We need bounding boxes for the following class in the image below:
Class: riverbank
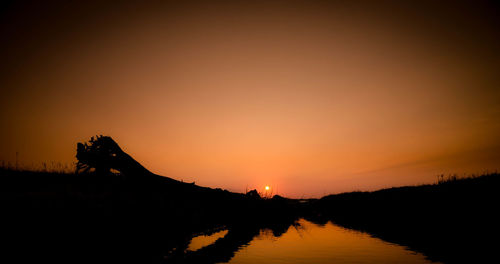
[313,173,499,263]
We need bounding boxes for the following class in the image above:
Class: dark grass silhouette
[1,135,498,263]
[312,173,500,263]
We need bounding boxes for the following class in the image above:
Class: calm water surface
[190,219,438,264]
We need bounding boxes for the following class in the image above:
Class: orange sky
[1,1,499,197]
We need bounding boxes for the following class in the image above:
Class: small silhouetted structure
[245,189,261,199]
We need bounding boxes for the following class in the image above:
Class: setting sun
[265,186,270,191]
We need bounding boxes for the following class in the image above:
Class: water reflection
[188,230,229,252]
[228,219,437,264]
[176,219,438,264]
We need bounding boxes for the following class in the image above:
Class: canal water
[188,219,437,264]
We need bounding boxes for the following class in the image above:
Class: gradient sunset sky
[1,0,499,197]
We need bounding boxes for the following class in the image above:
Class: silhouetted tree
[76,135,152,176]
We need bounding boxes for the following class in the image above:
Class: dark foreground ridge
[1,136,306,264]
[1,136,498,264]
